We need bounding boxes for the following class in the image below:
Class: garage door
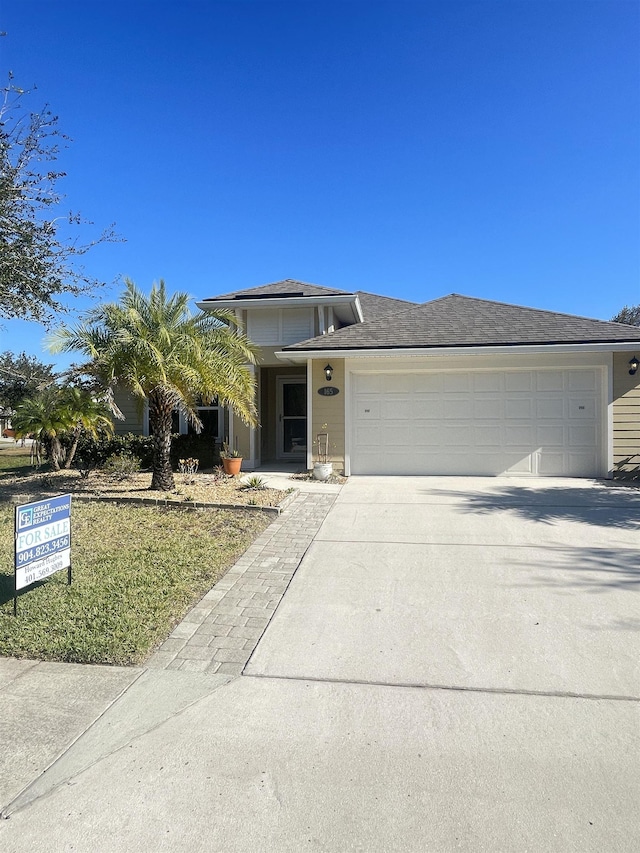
[351,369,603,476]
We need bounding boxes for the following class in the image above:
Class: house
[117,279,640,478]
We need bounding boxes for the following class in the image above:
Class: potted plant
[220,441,243,476]
[313,426,332,481]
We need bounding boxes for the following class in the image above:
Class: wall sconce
[324,364,333,382]
[629,356,639,376]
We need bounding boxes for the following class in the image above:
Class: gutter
[275,340,640,363]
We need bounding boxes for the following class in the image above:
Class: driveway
[247,476,640,698]
[1,477,638,852]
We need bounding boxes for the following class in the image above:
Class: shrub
[103,452,141,480]
[74,432,154,469]
[241,475,267,490]
[170,433,219,470]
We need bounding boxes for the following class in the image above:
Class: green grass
[0,501,271,665]
[0,448,35,475]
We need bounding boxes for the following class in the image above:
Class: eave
[275,340,640,364]
[196,294,364,325]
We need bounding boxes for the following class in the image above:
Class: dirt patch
[0,468,290,508]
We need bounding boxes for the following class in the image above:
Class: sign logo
[18,508,33,529]
[318,386,340,396]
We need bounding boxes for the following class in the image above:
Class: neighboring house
[118,278,640,478]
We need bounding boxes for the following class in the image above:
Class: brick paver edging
[146,491,336,676]
[8,489,299,516]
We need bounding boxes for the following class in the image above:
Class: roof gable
[284,294,640,350]
[202,279,349,301]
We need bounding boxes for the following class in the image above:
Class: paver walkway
[146,491,336,675]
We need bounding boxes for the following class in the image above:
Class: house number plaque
[318,387,340,396]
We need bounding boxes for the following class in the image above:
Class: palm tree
[13,386,115,470]
[59,386,114,469]
[50,279,258,490]
[13,387,72,470]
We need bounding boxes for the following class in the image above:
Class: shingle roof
[202,279,348,300]
[284,294,640,350]
[355,291,418,320]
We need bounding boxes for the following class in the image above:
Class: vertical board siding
[312,359,345,472]
[612,352,640,476]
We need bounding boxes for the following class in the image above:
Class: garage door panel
[536,398,564,418]
[351,369,602,477]
[538,453,565,476]
[567,452,598,476]
[505,425,534,446]
[412,374,443,392]
[443,399,471,418]
[413,398,438,417]
[474,426,503,446]
[355,400,380,420]
[381,398,411,419]
[568,370,597,391]
[506,372,533,391]
[503,453,534,474]
[536,371,564,391]
[506,399,533,418]
[443,374,470,392]
[569,399,596,418]
[569,425,597,447]
[356,374,382,393]
[473,373,502,391]
[474,399,503,418]
[537,425,565,447]
[383,374,413,393]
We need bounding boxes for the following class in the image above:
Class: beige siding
[112,387,144,435]
[231,416,251,460]
[311,359,345,473]
[612,352,640,476]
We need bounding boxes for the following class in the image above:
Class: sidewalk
[0,488,337,818]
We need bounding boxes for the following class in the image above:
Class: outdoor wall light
[324,364,333,382]
[629,356,639,376]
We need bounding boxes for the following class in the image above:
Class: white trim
[606,354,614,478]
[317,305,326,336]
[197,294,361,312]
[306,360,313,471]
[344,365,352,476]
[275,341,640,363]
[227,410,234,453]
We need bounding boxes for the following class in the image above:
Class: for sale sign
[15,495,72,591]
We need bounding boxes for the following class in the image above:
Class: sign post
[14,494,72,615]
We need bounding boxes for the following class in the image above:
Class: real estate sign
[14,495,72,592]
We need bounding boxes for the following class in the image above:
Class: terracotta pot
[222,457,243,476]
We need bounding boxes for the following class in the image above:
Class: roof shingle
[284,294,640,350]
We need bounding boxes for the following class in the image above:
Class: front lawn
[0,501,272,665]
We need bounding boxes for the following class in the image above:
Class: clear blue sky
[1,0,639,370]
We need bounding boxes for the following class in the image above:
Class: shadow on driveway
[426,482,640,530]
[506,544,640,595]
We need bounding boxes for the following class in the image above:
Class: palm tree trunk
[63,429,81,469]
[148,389,175,491]
[46,436,63,471]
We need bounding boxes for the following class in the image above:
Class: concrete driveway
[1,477,639,852]
[247,476,640,699]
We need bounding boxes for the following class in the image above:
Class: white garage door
[351,368,603,476]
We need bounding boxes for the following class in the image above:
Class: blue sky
[1,0,639,370]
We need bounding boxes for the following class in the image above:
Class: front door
[277,378,307,459]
